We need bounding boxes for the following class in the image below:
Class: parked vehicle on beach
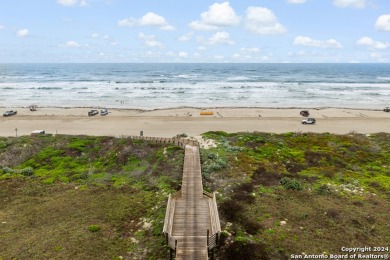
[100,109,108,116]
[300,110,310,117]
[384,107,390,112]
[302,118,316,124]
[31,130,45,136]
[88,109,98,116]
[3,110,17,117]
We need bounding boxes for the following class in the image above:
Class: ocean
[0,63,389,109]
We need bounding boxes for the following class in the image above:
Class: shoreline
[1,105,386,111]
[1,106,389,137]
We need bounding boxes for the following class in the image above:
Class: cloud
[16,29,29,37]
[233,47,261,60]
[117,18,137,27]
[370,53,382,58]
[0,25,5,30]
[79,0,88,6]
[118,12,175,31]
[139,12,168,27]
[200,2,240,26]
[369,52,389,62]
[57,0,88,7]
[66,41,80,47]
[356,37,388,50]
[208,31,235,45]
[332,0,365,8]
[293,36,342,48]
[240,47,260,53]
[91,33,99,38]
[214,55,225,60]
[179,32,193,42]
[189,21,218,31]
[375,15,390,31]
[245,7,287,35]
[138,33,163,48]
[178,51,188,58]
[189,2,240,31]
[57,0,77,6]
[287,0,307,3]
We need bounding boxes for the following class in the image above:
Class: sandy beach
[1,107,390,137]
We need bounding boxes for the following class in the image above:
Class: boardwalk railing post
[175,239,177,256]
[207,229,210,247]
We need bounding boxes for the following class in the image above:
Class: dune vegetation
[200,131,390,259]
[0,135,184,259]
[1,132,390,259]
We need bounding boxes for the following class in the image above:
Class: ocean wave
[366,92,381,96]
[71,87,88,90]
[135,80,153,84]
[1,63,389,109]
[36,87,63,90]
[173,74,198,79]
[226,76,251,81]
[115,81,131,84]
[377,77,390,81]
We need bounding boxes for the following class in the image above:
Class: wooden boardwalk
[163,145,221,259]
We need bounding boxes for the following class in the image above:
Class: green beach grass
[0,135,184,259]
[200,131,390,259]
[1,132,390,259]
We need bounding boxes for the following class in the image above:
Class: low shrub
[87,225,101,232]
[326,208,340,218]
[2,167,14,174]
[252,165,282,186]
[316,184,333,195]
[20,167,34,176]
[221,240,270,260]
[241,217,262,235]
[280,177,303,190]
[219,200,244,221]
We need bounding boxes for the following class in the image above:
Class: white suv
[302,118,316,124]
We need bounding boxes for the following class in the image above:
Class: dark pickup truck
[300,110,310,117]
[88,109,99,116]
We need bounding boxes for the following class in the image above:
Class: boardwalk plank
[164,144,220,260]
[173,145,210,260]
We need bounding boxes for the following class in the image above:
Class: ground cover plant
[200,131,390,260]
[0,135,184,259]
[1,132,390,259]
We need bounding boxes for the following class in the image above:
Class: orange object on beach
[200,111,214,115]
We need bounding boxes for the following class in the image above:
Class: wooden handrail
[128,135,200,147]
[163,194,172,234]
[208,192,221,235]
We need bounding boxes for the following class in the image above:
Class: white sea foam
[1,63,389,109]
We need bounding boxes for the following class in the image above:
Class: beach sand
[1,107,389,137]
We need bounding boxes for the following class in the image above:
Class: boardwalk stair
[163,144,221,260]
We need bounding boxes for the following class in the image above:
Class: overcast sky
[0,0,389,63]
